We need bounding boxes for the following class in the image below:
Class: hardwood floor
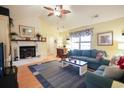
[17,55,61,88]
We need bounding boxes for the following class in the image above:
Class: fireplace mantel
[11,39,42,42]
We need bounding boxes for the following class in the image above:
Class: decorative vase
[37,37,40,40]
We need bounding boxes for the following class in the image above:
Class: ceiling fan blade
[43,6,54,11]
[48,13,54,16]
[62,10,71,14]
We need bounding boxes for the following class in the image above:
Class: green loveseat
[84,65,124,88]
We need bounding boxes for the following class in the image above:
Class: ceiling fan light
[54,10,61,16]
[56,6,60,11]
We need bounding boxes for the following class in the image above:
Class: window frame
[71,35,92,50]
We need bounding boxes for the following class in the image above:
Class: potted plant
[36,33,41,40]
[10,32,18,40]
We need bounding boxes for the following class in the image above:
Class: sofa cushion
[70,56,88,61]
[94,70,104,76]
[85,58,99,63]
[77,50,83,56]
[71,49,82,56]
[97,65,107,71]
[103,66,124,80]
[69,50,77,56]
[91,49,98,58]
[82,50,91,57]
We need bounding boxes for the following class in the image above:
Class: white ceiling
[3,5,124,31]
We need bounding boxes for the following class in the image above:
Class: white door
[48,37,57,55]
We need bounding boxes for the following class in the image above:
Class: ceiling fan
[43,5,71,17]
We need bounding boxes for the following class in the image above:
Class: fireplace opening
[20,46,36,59]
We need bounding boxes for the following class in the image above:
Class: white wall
[12,17,41,34]
[11,16,47,60]
[11,15,61,58]
[10,14,62,60]
[0,15,10,66]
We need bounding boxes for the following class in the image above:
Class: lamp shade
[118,43,124,50]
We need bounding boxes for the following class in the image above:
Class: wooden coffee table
[61,58,87,76]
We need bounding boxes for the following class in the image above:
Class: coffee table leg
[79,64,87,76]
[61,61,69,68]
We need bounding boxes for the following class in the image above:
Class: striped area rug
[28,61,86,88]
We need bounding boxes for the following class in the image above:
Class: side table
[0,66,18,88]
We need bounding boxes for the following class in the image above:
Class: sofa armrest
[67,50,72,57]
[100,59,110,66]
[84,72,113,88]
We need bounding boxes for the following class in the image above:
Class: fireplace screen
[20,46,36,59]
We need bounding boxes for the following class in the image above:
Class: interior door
[48,37,57,55]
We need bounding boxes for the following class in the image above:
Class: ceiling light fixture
[54,6,61,16]
[54,10,61,16]
[43,5,71,17]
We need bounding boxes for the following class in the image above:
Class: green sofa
[68,49,110,70]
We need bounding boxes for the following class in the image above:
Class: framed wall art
[19,25,35,38]
[97,31,113,46]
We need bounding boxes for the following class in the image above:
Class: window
[80,35,91,50]
[71,34,92,50]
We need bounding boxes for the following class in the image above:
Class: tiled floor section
[17,55,61,88]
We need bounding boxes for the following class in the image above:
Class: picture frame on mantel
[97,31,113,46]
[19,25,35,38]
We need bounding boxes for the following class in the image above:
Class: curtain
[69,28,93,37]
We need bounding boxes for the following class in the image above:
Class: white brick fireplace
[11,41,42,66]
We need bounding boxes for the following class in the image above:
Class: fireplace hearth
[20,46,36,59]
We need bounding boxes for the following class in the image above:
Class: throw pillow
[103,66,124,80]
[96,51,104,60]
[117,56,124,69]
[109,56,120,66]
